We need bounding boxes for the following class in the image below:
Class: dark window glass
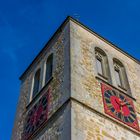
[33,69,41,97]
[45,54,53,84]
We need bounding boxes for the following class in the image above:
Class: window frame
[96,55,104,76]
[95,48,110,81]
[113,59,130,92]
[45,54,53,85]
[114,67,123,87]
[32,68,41,98]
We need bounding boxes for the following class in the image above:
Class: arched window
[45,54,53,84]
[95,47,111,82]
[33,68,41,97]
[113,58,130,93]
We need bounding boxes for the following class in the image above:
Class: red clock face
[101,83,139,131]
[23,88,50,140]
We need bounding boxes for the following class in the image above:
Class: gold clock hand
[119,105,123,114]
[121,101,130,106]
[115,99,123,113]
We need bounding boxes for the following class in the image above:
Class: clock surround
[101,83,139,131]
[22,87,51,140]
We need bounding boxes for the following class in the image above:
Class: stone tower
[12,16,140,140]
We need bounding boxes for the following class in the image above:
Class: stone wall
[34,101,71,140]
[70,20,140,139]
[71,100,140,140]
[11,22,70,140]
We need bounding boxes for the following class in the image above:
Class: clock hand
[115,99,121,106]
[121,101,130,106]
[120,106,123,114]
[116,99,124,114]
[115,99,123,112]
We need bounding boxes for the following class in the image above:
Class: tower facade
[12,17,140,140]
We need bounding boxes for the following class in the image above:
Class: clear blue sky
[0,0,140,139]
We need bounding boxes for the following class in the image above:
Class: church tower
[12,16,140,140]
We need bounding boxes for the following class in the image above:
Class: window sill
[118,85,127,92]
[97,73,108,82]
[95,76,136,101]
[26,76,53,110]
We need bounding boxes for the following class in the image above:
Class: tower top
[19,16,140,80]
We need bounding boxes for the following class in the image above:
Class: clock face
[23,88,50,140]
[101,83,139,131]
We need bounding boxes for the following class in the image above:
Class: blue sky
[0,0,140,139]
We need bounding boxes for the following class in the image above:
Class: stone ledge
[71,97,140,136]
[95,76,136,101]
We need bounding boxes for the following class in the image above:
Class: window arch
[32,68,41,98]
[45,54,53,84]
[95,47,111,82]
[113,58,130,93]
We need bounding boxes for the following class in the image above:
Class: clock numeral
[117,112,122,119]
[128,107,134,112]
[105,97,111,103]
[121,114,125,122]
[119,94,125,100]
[105,91,112,97]
[107,103,113,108]
[110,107,115,112]
[105,92,111,98]
[130,112,136,119]
[113,110,118,116]
[124,116,129,123]
[128,116,135,123]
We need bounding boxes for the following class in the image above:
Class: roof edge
[69,16,140,64]
[20,16,140,80]
[19,16,71,80]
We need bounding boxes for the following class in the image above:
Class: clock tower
[12,16,140,140]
